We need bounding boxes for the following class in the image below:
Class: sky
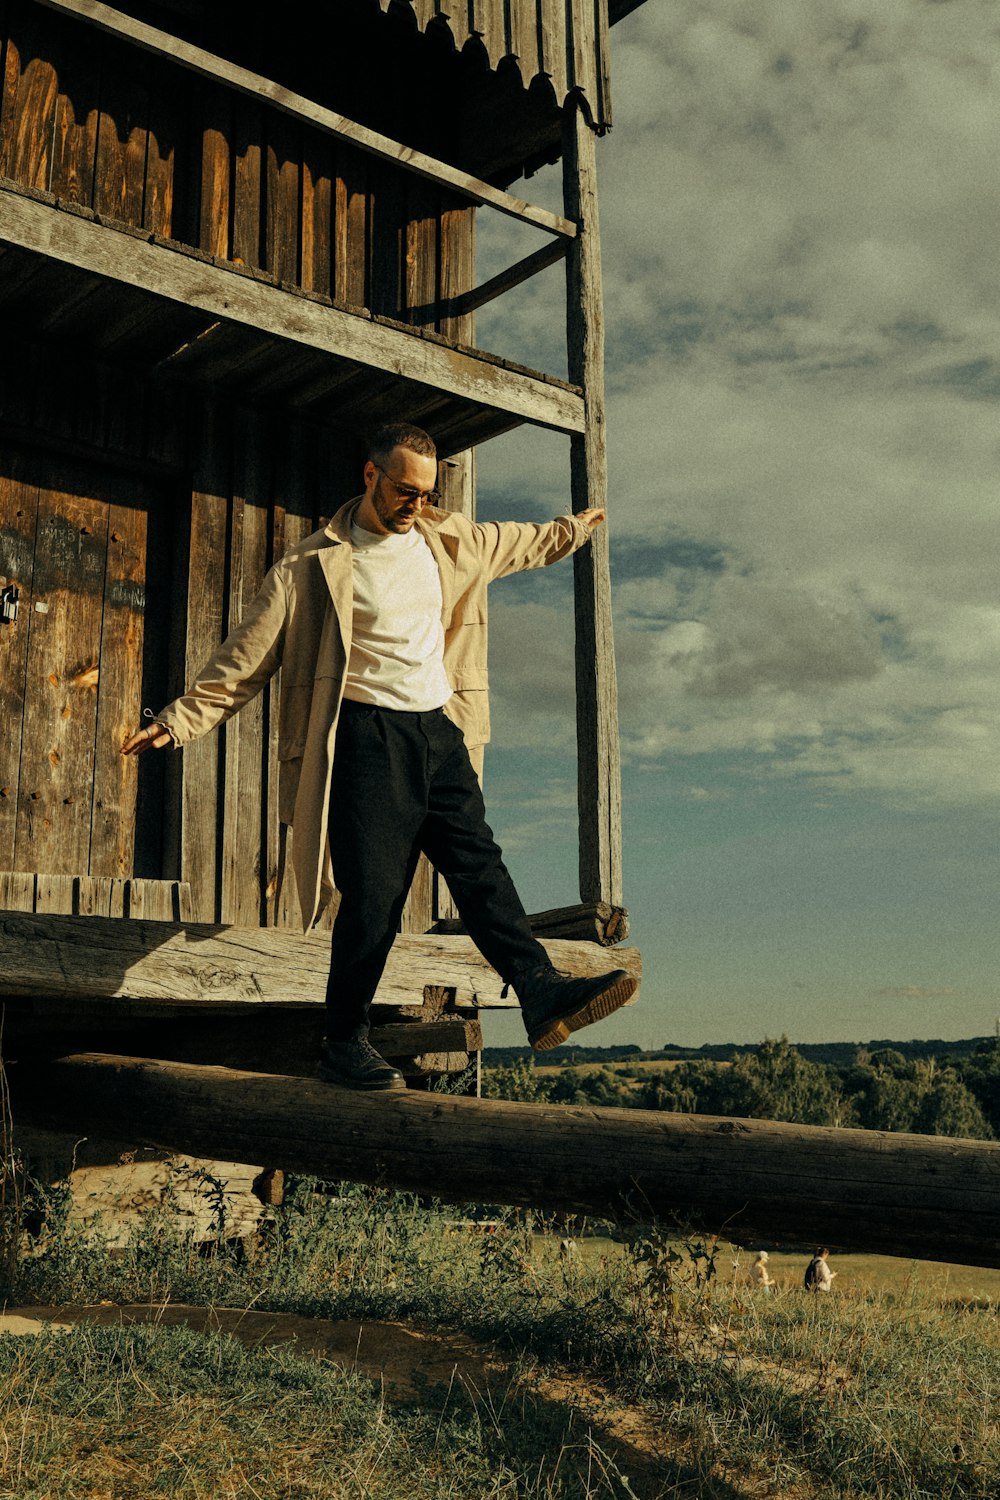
[469,0,1000,1050]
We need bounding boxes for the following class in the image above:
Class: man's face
[359,446,439,535]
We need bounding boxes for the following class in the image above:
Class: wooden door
[0,447,172,881]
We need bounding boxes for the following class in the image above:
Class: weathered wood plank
[0,910,642,1011]
[0,871,35,911]
[88,483,148,877]
[179,399,230,922]
[14,1053,1000,1268]
[470,0,506,70]
[507,0,540,86]
[76,874,113,916]
[369,157,405,320]
[437,191,475,343]
[333,140,368,309]
[127,878,179,921]
[399,853,434,936]
[539,0,568,105]
[0,186,586,434]
[14,475,108,876]
[595,0,613,133]
[264,109,300,284]
[435,900,630,947]
[141,54,175,235]
[403,175,438,326]
[34,0,576,238]
[48,14,99,206]
[563,103,622,904]
[197,80,231,259]
[0,3,57,190]
[33,872,76,912]
[300,130,332,298]
[0,449,38,867]
[220,409,269,927]
[265,419,314,929]
[231,95,262,268]
[568,0,597,111]
[92,40,148,224]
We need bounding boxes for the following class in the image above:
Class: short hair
[367,423,437,468]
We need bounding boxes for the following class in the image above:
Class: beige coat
[157,498,594,929]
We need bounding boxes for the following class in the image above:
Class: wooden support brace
[434,900,630,947]
[442,239,569,321]
[10,1053,1000,1268]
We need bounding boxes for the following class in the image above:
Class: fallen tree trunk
[11,1053,1000,1268]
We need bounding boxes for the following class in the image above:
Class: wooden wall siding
[0,448,169,883]
[0,1,476,331]
[383,0,611,126]
[0,870,192,919]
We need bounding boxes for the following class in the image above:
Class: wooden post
[563,102,623,905]
[12,1053,1000,1268]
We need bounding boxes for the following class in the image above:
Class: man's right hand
[121,722,173,756]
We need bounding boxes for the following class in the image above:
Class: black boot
[319,1036,406,1091]
[514,966,638,1051]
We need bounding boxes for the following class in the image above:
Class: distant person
[804,1247,836,1293]
[750,1250,774,1291]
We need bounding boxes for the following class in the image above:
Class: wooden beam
[33,0,576,240]
[434,900,630,947]
[0,910,641,1013]
[563,102,623,904]
[443,238,568,320]
[11,1053,1000,1268]
[0,186,585,435]
[3,1012,481,1077]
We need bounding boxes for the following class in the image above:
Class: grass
[1,1177,999,1498]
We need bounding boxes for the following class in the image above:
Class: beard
[372,475,416,533]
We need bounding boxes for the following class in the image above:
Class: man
[804,1248,836,1292]
[123,423,636,1090]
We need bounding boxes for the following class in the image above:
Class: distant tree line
[482,1037,1000,1140]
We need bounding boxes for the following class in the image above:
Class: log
[0,910,641,1012]
[10,1053,1000,1268]
[1,1013,482,1077]
[434,901,630,947]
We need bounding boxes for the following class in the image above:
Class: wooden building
[0,1,646,1212]
[0,0,643,945]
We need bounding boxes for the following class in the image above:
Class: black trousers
[324,700,548,1040]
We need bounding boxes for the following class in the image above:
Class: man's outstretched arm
[476,506,605,582]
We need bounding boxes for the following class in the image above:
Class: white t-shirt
[344,522,452,711]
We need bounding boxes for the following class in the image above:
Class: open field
[2,1179,999,1498]
[551,1235,1000,1303]
[532,1057,700,1079]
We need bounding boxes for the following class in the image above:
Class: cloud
[477,1,1000,811]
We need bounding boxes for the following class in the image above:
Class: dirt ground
[0,1303,680,1495]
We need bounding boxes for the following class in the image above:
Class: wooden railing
[0,0,573,355]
